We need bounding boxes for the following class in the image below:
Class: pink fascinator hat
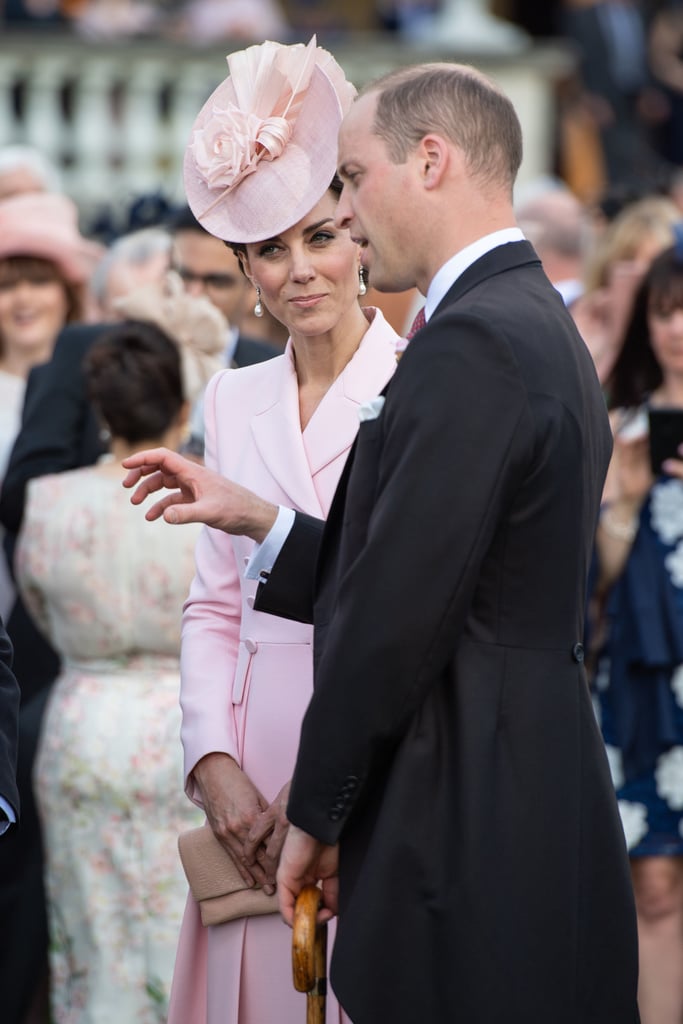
[183,36,356,243]
[0,192,103,284]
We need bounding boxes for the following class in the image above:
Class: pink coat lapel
[250,308,398,517]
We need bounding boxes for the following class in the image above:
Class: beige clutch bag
[178,825,279,926]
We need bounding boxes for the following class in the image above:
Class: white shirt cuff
[0,794,16,834]
[245,506,296,582]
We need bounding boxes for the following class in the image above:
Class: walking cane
[292,884,327,1024]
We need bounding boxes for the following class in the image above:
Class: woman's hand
[602,410,653,507]
[597,426,653,591]
[662,452,683,480]
[243,780,292,887]
[571,288,617,385]
[571,260,646,386]
[612,432,653,507]
[191,752,274,892]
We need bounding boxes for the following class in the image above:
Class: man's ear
[418,134,451,189]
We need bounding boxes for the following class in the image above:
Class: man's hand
[121,447,277,541]
[277,825,339,927]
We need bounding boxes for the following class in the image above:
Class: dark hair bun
[84,320,184,444]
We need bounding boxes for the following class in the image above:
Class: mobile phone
[648,408,683,474]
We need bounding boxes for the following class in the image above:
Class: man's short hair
[364,63,523,193]
[165,204,205,236]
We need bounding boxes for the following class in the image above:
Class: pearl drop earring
[254,286,264,318]
[358,267,367,297]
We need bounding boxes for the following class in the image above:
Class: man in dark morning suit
[122,64,640,1022]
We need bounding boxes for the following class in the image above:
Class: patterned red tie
[396,305,426,360]
[407,305,426,340]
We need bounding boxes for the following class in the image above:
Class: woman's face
[649,303,683,379]
[241,191,361,340]
[0,259,70,360]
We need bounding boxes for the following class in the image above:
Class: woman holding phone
[593,239,683,1024]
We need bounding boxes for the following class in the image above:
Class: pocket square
[358,396,385,422]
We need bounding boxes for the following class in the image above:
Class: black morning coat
[256,241,640,1023]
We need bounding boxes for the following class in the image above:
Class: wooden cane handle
[292,884,326,992]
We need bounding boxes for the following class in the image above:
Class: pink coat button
[244,638,258,654]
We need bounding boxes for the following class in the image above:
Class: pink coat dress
[168,308,399,1024]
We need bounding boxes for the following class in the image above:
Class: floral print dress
[595,475,683,855]
[16,465,204,1024]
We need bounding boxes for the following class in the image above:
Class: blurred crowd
[3,0,683,204]
[3,4,683,1024]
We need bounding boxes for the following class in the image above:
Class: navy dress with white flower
[596,476,683,855]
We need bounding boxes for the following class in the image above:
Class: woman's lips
[289,294,326,308]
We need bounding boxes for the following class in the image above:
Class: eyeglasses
[174,266,240,291]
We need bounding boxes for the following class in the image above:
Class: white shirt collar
[424,228,525,321]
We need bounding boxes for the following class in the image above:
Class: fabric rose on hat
[188,36,348,204]
[191,107,291,191]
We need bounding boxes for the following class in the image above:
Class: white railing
[0,29,574,222]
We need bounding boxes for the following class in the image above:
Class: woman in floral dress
[15,320,209,1024]
[594,240,683,1024]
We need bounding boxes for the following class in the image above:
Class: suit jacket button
[571,642,584,663]
[244,638,258,654]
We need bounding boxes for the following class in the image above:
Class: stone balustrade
[0,29,574,220]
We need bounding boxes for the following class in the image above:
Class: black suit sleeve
[253,512,324,624]
[0,323,107,535]
[0,618,20,823]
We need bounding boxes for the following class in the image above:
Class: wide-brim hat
[183,36,356,243]
[0,192,103,284]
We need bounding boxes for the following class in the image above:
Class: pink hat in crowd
[183,36,356,243]
[0,191,104,284]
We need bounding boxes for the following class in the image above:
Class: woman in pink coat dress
[167,39,400,1023]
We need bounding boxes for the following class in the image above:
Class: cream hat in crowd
[113,269,226,406]
[183,36,356,243]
